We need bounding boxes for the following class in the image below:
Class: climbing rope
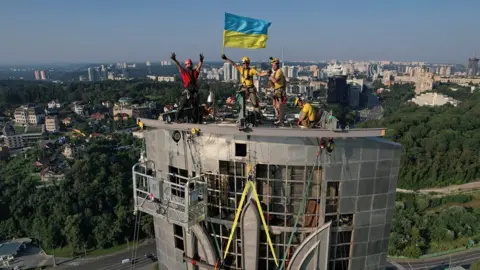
[130,210,143,270]
[277,141,323,270]
[223,155,279,267]
[208,221,224,269]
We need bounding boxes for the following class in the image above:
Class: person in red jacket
[171,52,204,123]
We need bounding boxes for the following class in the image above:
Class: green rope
[277,152,321,270]
[209,220,224,265]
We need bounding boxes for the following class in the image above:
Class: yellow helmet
[241,56,250,64]
[270,57,280,64]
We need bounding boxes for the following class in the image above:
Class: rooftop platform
[138,118,386,138]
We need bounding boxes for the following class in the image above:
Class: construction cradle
[132,119,402,270]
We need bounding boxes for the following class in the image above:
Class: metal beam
[138,118,386,138]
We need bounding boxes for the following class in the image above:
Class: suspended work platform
[132,161,207,228]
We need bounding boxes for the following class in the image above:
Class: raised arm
[221,54,240,71]
[196,53,204,72]
[170,52,184,73]
[257,70,271,77]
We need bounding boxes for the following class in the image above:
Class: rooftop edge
[138,118,386,138]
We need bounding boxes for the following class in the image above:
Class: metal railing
[132,162,207,228]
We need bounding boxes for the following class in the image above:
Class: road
[387,248,480,269]
[397,181,480,196]
[57,243,156,270]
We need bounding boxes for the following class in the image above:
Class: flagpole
[222,31,225,55]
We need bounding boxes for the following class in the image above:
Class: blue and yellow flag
[223,13,272,49]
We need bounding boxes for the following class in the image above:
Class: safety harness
[240,67,255,92]
[183,69,198,99]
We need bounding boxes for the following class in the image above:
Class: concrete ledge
[138,118,386,138]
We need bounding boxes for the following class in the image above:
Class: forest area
[389,192,480,257]
[0,79,238,112]
[361,81,480,257]
[360,83,480,189]
[0,134,152,255]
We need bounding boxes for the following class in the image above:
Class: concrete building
[113,98,152,119]
[14,105,44,126]
[158,76,175,82]
[467,57,479,77]
[223,63,232,81]
[45,115,60,133]
[74,103,86,116]
[2,123,43,149]
[133,120,402,270]
[411,92,460,107]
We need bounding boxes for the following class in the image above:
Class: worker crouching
[221,54,271,127]
[295,97,319,128]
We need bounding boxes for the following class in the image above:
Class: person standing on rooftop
[269,57,286,126]
[221,54,270,125]
[170,52,204,124]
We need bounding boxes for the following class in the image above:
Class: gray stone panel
[340,181,358,197]
[358,179,375,196]
[353,227,369,243]
[342,162,361,181]
[374,177,390,194]
[360,162,376,179]
[372,194,388,210]
[350,257,366,270]
[356,196,372,212]
[325,164,343,181]
[339,197,356,213]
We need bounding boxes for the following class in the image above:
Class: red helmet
[184,59,193,65]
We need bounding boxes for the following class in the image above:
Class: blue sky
[0,0,478,64]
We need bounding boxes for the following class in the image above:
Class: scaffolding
[132,162,208,228]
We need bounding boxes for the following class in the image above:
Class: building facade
[133,122,401,270]
[45,115,60,132]
[14,106,45,126]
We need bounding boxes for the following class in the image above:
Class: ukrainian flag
[223,13,272,49]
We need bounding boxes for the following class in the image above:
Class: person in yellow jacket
[221,54,270,125]
[294,97,318,128]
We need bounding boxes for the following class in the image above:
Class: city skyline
[1,0,479,65]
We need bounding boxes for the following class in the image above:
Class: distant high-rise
[231,65,239,82]
[467,57,479,77]
[34,70,40,80]
[146,61,152,75]
[40,70,47,80]
[327,75,348,105]
[223,62,231,81]
[100,65,107,81]
[287,66,298,78]
[88,68,97,82]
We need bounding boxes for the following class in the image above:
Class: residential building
[45,115,60,132]
[47,100,62,109]
[63,144,85,159]
[158,76,175,82]
[74,103,86,116]
[14,105,45,125]
[114,113,129,121]
[40,167,64,182]
[62,117,72,127]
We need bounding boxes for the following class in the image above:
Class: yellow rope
[222,180,278,266]
[223,181,251,259]
[250,180,279,266]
